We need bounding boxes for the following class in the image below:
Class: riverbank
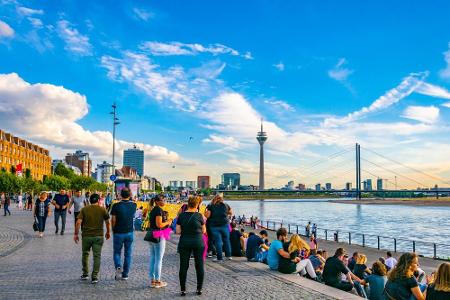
[330,197,450,206]
[224,194,340,200]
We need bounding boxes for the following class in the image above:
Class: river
[225,199,450,259]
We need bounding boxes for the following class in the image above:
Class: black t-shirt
[177,212,204,248]
[426,284,450,300]
[278,242,298,274]
[230,229,243,256]
[385,276,418,300]
[149,206,168,230]
[206,202,230,227]
[353,263,367,279]
[53,194,70,211]
[323,256,349,286]
[348,257,356,272]
[110,200,137,233]
[246,234,264,260]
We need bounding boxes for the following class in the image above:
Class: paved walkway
[0,207,343,300]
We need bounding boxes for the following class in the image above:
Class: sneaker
[91,278,99,284]
[207,253,213,258]
[154,281,167,288]
[226,257,233,260]
[213,258,224,263]
[80,275,89,281]
[55,229,58,234]
[121,276,129,281]
[60,232,64,236]
[115,267,122,280]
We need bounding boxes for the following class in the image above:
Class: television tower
[256,119,268,190]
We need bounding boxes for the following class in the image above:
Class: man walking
[110,188,136,280]
[3,194,11,216]
[74,193,110,284]
[69,190,85,225]
[52,189,70,235]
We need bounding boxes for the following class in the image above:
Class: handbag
[33,217,39,232]
[144,228,160,243]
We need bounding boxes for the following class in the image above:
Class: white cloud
[328,58,353,81]
[101,51,222,112]
[324,72,428,127]
[140,41,241,57]
[0,73,181,168]
[415,82,450,99]
[439,42,450,80]
[28,17,43,28]
[243,51,254,60]
[57,20,93,56]
[17,6,43,16]
[443,102,450,108]
[402,105,440,124]
[189,60,226,79]
[133,8,154,22]
[203,134,240,149]
[272,62,285,71]
[264,99,294,112]
[0,20,14,38]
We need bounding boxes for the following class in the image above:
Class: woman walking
[384,252,425,300]
[176,196,206,296]
[34,192,51,238]
[205,194,232,262]
[148,195,172,288]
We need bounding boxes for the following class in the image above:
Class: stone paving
[0,207,337,300]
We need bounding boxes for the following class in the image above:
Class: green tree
[43,175,70,191]
[70,176,95,191]
[25,168,31,179]
[10,165,16,174]
[155,181,162,191]
[0,172,21,193]
[54,163,75,179]
[88,181,108,192]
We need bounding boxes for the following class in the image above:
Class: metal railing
[257,219,450,260]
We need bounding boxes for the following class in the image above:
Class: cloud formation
[57,20,93,56]
[402,105,440,124]
[439,42,450,80]
[17,6,43,16]
[272,62,285,71]
[264,99,294,111]
[133,8,154,22]
[0,20,14,38]
[0,73,181,167]
[328,58,353,81]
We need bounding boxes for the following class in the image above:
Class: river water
[226,199,450,259]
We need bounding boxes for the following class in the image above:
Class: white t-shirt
[385,257,397,269]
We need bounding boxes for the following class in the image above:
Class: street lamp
[110,103,120,199]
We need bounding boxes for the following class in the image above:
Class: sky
[1,0,450,189]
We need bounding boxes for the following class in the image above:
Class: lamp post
[110,103,120,199]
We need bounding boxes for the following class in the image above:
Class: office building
[185,181,197,189]
[297,183,306,190]
[123,145,144,177]
[221,173,240,190]
[0,129,51,180]
[95,161,114,184]
[197,176,210,189]
[65,150,92,177]
[345,182,352,190]
[169,180,183,189]
[377,178,383,191]
[315,183,321,191]
[325,183,332,190]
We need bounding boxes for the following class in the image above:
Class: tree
[25,168,31,179]
[43,175,70,191]
[54,163,75,179]
[88,181,108,192]
[70,176,95,191]
[10,165,16,174]
[0,172,21,193]
[155,181,162,191]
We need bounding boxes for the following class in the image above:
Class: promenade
[0,207,353,300]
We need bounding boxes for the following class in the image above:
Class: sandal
[150,280,156,288]
[154,281,167,288]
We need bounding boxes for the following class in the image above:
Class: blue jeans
[113,232,134,277]
[149,239,166,280]
[210,225,231,260]
[54,210,67,232]
[36,216,47,232]
[3,204,10,215]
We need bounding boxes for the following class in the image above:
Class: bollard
[363,234,365,247]
[288,224,291,234]
[325,230,328,241]
[377,236,380,250]
[296,225,299,234]
[266,221,269,229]
[434,243,437,259]
[394,238,397,252]
[349,232,352,245]
[413,241,416,253]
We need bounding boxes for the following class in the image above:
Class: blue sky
[1,0,450,188]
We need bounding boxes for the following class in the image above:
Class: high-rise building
[363,179,373,191]
[123,145,144,177]
[325,183,332,190]
[0,129,51,180]
[221,173,240,190]
[95,161,114,184]
[345,182,352,190]
[297,183,306,190]
[285,181,295,190]
[65,150,92,177]
[169,180,183,189]
[315,183,321,191]
[256,119,267,190]
[185,181,197,189]
[377,178,383,191]
[197,176,210,189]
